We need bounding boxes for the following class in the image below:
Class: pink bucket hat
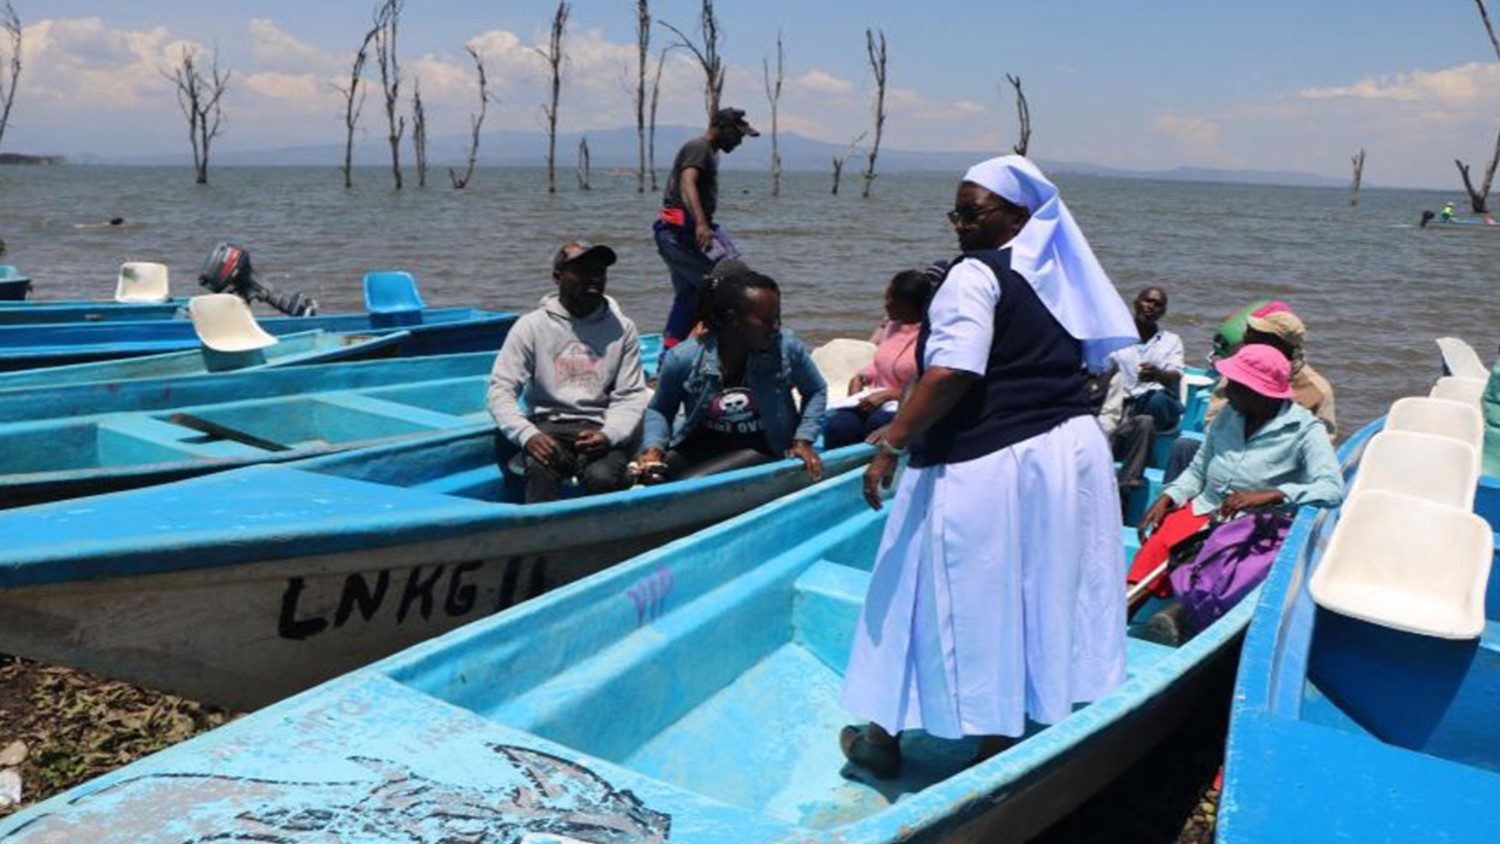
[1215,344,1294,399]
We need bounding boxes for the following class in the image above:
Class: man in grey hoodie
[487,240,649,503]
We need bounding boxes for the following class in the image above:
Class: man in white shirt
[1098,286,1184,500]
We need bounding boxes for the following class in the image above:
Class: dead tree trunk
[1005,73,1030,157]
[1476,0,1500,59]
[535,2,569,195]
[449,46,491,190]
[661,0,724,121]
[1350,149,1368,206]
[860,29,887,199]
[335,23,379,189]
[1456,129,1500,214]
[763,31,784,197]
[0,3,22,154]
[167,47,230,185]
[647,44,676,192]
[374,0,405,190]
[831,131,866,195]
[577,136,592,191]
[411,81,428,187]
[635,0,650,194]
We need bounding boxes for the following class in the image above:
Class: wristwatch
[877,436,907,457]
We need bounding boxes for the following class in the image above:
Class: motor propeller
[197,242,319,317]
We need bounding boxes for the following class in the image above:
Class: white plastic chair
[1348,430,1479,510]
[188,294,278,352]
[811,339,877,402]
[115,262,170,303]
[1435,337,1490,380]
[1429,376,1486,409]
[1309,489,1492,639]
[1385,397,1484,452]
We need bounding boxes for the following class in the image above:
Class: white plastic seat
[1348,430,1478,510]
[1429,376,1486,409]
[1385,396,1483,452]
[811,339,877,402]
[188,294,278,352]
[1309,489,1492,639]
[1436,337,1490,380]
[115,262,170,303]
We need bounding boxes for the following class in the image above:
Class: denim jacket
[643,331,827,453]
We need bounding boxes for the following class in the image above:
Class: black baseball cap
[553,240,617,272]
[712,107,760,137]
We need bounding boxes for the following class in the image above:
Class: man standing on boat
[654,108,759,348]
[838,156,1136,778]
[487,240,649,503]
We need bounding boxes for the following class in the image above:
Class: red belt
[658,207,687,227]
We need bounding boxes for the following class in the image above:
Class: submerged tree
[0,3,22,154]
[334,23,380,189]
[831,130,866,195]
[577,136,592,191]
[535,1,569,194]
[634,0,651,193]
[1005,73,1031,157]
[860,29,887,199]
[373,0,405,190]
[167,46,230,185]
[661,0,724,120]
[1456,1,1500,212]
[763,30,784,197]
[647,44,677,192]
[1349,147,1366,207]
[411,81,428,187]
[449,46,492,190]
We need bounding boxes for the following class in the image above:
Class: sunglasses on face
[946,204,1004,226]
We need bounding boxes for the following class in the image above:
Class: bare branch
[411,80,428,188]
[373,0,405,189]
[860,29,887,199]
[635,0,650,193]
[831,130,866,195]
[762,31,784,197]
[659,0,723,120]
[450,46,492,189]
[335,23,379,189]
[1476,0,1500,61]
[1004,73,1030,157]
[1349,147,1365,206]
[0,2,22,153]
[648,43,679,192]
[1455,128,1500,214]
[537,2,569,194]
[166,45,230,184]
[577,135,592,191]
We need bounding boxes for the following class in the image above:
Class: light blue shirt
[1164,401,1343,516]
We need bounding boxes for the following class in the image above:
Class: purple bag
[1169,509,1293,632]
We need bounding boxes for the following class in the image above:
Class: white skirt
[840,415,1126,739]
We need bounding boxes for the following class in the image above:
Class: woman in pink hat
[1127,344,1343,644]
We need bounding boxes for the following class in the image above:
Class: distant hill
[79,125,1346,189]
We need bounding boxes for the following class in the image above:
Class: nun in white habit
[839,155,1137,778]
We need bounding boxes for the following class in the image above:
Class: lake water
[1,164,1496,432]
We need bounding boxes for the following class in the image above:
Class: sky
[7,1,1500,187]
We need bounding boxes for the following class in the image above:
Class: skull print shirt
[685,385,773,455]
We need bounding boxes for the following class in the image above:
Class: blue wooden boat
[0,435,871,714]
[1220,413,1500,841]
[0,456,1278,840]
[0,328,412,390]
[0,298,187,324]
[0,306,510,370]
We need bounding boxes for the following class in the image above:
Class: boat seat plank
[793,559,870,673]
[312,392,466,430]
[95,417,264,464]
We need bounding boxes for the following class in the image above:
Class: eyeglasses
[946,204,1004,226]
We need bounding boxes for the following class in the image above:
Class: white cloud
[1151,113,1227,163]
[794,68,853,95]
[243,71,330,110]
[248,18,333,75]
[23,17,191,107]
[1296,62,1500,105]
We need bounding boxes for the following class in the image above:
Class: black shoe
[839,724,901,780]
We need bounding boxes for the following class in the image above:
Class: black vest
[909,249,1093,467]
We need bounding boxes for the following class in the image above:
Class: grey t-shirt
[662,137,718,223]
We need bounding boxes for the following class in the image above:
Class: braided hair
[698,268,780,333]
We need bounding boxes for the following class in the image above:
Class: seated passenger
[1165,301,1336,481]
[1098,285,1183,497]
[1128,344,1343,644]
[487,240,649,503]
[636,265,826,483]
[823,269,932,448]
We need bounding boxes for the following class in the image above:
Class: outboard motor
[197,242,319,317]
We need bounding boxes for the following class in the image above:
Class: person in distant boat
[822,270,934,448]
[839,156,1136,779]
[635,262,825,484]
[1097,286,1184,503]
[110,217,125,226]
[1129,344,1343,644]
[1164,301,1336,481]
[487,240,649,504]
[1441,201,1457,222]
[654,107,759,349]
